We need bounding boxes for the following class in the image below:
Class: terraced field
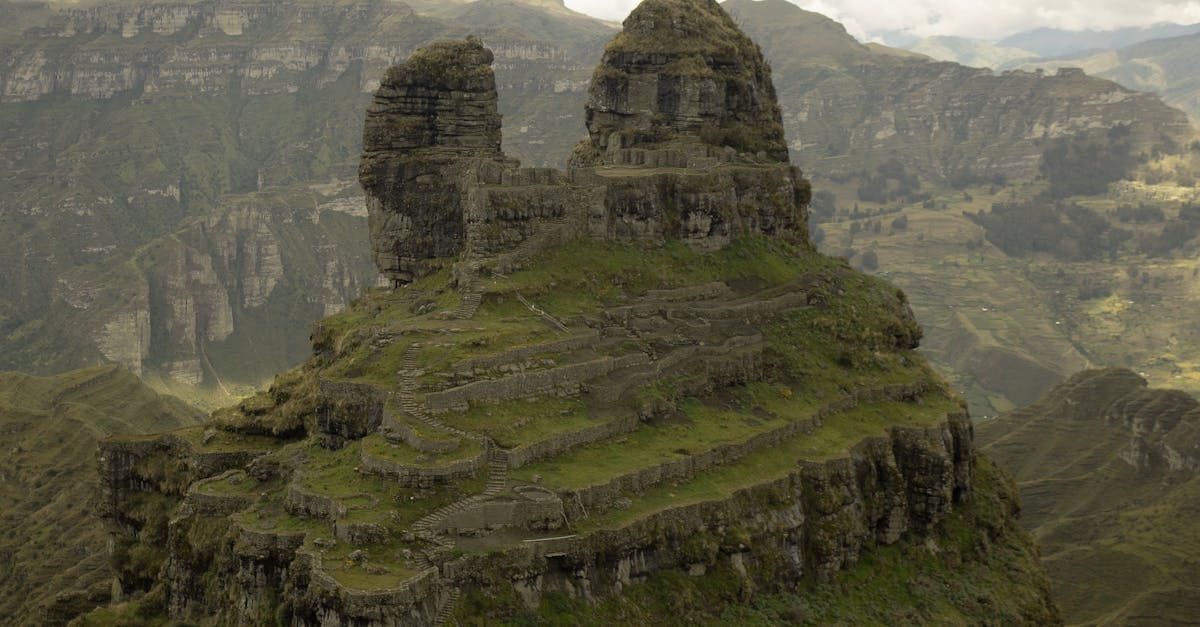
[92,234,1015,623]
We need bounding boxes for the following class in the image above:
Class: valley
[1,0,1199,624]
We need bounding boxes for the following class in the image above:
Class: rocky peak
[362,38,502,157]
[581,0,788,161]
[361,3,809,288]
[359,37,507,284]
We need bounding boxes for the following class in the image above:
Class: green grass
[575,393,959,533]
[439,396,596,449]
[488,237,827,319]
[360,434,483,469]
[511,393,791,490]
[172,425,282,454]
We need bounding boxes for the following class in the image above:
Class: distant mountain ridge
[725,0,1190,180]
[999,22,1200,58]
[1018,31,1200,122]
[907,35,1036,69]
[0,0,614,407]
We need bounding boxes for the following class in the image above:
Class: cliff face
[90,2,1056,625]
[0,0,613,402]
[978,369,1200,623]
[725,0,1192,180]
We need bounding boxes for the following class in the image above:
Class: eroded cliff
[0,0,613,402]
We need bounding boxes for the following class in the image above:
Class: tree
[1040,125,1136,198]
[859,250,879,271]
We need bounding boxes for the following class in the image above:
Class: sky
[562,0,1200,41]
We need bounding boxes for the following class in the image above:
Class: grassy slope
[0,365,202,624]
[93,231,1058,624]
[978,369,1200,624]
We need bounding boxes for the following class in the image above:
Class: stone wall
[439,409,974,609]
[284,482,347,523]
[449,331,600,383]
[426,353,652,413]
[506,413,641,469]
[389,419,462,454]
[564,381,934,521]
[358,443,485,488]
[435,489,566,535]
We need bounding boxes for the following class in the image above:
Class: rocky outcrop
[89,2,1057,625]
[582,0,788,160]
[360,39,507,283]
[360,12,810,285]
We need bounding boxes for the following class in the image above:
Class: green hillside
[0,365,202,624]
[979,369,1200,624]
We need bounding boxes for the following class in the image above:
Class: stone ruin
[359,0,811,286]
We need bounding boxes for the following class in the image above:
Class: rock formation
[361,38,506,283]
[360,2,809,286]
[90,1,1057,625]
[581,0,788,160]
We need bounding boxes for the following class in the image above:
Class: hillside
[978,369,1200,624]
[0,365,202,624]
[724,0,1191,182]
[81,3,1057,624]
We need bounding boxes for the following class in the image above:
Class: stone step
[434,588,461,626]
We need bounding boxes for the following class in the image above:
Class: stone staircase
[393,340,514,617]
[434,587,461,626]
[411,446,509,536]
[396,344,474,440]
[452,290,482,320]
[451,258,486,320]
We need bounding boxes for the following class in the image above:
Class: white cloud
[563,0,641,21]
[563,0,1200,40]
